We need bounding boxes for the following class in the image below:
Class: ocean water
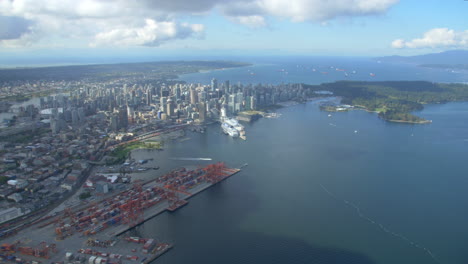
[131,100,468,264]
[123,57,468,264]
[5,57,468,263]
[179,56,468,85]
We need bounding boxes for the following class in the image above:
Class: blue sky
[0,0,467,64]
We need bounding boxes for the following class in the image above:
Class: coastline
[385,119,432,124]
[321,103,433,124]
[190,62,253,74]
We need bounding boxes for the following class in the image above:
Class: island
[305,81,468,123]
[419,64,468,71]
[376,50,468,72]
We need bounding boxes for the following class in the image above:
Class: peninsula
[305,81,468,123]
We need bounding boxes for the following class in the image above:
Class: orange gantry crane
[202,162,230,183]
[120,183,144,227]
[17,241,57,259]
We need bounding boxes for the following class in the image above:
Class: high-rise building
[167,99,175,117]
[199,91,207,102]
[250,96,256,110]
[211,78,218,91]
[127,105,134,124]
[190,88,198,105]
[161,88,170,97]
[175,85,181,101]
[146,89,152,105]
[110,114,119,131]
[160,97,167,112]
[118,106,128,129]
[198,102,206,122]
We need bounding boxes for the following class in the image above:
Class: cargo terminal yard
[0,163,241,264]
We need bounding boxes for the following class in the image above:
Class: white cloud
[391,39,405,49]
[392,28,468,49]
[233,0,399,22]
[0,0,399,48]
[228,15,266,28]
[220,0,398,24]
[0,0,205,47]
[91,19,204,47]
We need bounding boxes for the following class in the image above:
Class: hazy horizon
[1,0,467,66]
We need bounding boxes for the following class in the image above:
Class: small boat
[369,73,376,77]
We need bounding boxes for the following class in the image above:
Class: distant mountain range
[376,50,468,66]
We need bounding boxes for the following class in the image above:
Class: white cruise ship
[222,122,239,137]
[224,118,244,132]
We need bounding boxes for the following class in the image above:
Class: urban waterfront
[129,100,468,264]
[1,57,467,263]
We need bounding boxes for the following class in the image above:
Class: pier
[0,163,241,264]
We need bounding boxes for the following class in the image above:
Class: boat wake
[170,157,212,161]
[319,183,441,264]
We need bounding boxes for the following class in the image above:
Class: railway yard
[0,163,241,264]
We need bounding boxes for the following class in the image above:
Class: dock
[0,163,241,264]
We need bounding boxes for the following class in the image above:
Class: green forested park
[305,81,468,123]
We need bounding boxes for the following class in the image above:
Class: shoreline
[321,102,433,124]
[385,119,432,124]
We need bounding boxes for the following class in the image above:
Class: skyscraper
[146,89,152,105]
[198,102,206,122]
[190,88,198,105]
[250,96,256,110]
[211,78,218,91]
[167,99,175,117]
[175,85,181,101]
[118,106,128,129]
[224,80,230,93]
[127,105,134,124]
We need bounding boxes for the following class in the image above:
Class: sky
[0,0,467,64]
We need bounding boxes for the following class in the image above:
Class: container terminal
[0,163,241,264]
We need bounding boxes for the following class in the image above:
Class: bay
[126,57,468,264]
[129,97,468,264]
[179,56,468,85]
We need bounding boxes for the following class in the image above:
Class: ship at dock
[224,118,244,132]
[221,118,246,139]
[222,122,240,137]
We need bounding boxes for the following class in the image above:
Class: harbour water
[126,58,468,264]
[130,98,468,264]
[179,56,468,85]
[5,57,468,263]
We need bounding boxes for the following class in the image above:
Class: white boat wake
[319,183,441,264]
[170,157,212,161]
